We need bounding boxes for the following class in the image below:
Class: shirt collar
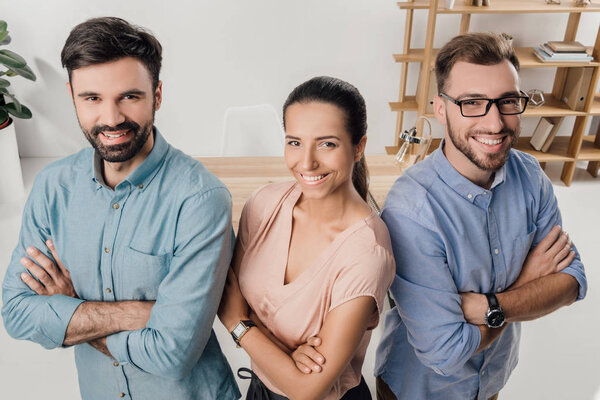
[432,139,506,203]
[91,127,168,192]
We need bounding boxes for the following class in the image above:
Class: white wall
[4,1,598,158]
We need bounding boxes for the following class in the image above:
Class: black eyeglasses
[440,90,529,117]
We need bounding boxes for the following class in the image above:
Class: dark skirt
[238,367,372,400]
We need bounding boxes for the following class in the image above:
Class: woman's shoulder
[343,212,394,257]
[240,181,298,228]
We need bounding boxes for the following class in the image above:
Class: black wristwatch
[485,293,505,328]
[230,319,256,347]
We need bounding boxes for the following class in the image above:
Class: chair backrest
[221,104,285,156]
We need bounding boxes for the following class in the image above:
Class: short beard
[81,117,154,163]
[446,116,519,172]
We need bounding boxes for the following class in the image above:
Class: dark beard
[446,116,519,172]
[82,119,153,163]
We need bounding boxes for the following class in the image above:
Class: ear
[433,94,447,126]
[154,81,163,111]
[354,135,367,162]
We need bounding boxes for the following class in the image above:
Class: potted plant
[0,20,36,203]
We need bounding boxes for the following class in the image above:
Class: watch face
[232,323,246,338]
[487,309,505,328]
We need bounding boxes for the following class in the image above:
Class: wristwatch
[485,293,505,328]
[230,319,256,347]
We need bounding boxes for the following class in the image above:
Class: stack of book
[530,117,561,152]
[534,41,593,63]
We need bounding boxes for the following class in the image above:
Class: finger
[294,360,312,374]
[302,345,325,365]
[293,353,322,372]
[547,232,569,257]
[536,225,562,252]
[21,257,52,287]
[555,250,576,272]
[20,272,47,295]
[306,336,322,347]
[552,239,572,264]
[26,247,60,280]
[46,239,69,277]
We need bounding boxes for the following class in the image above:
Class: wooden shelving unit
[390,0,600,186]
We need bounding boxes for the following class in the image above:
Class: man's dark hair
[61,17,162,90]
[435,32,519,94]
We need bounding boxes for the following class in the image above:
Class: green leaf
[5,70,16,77]
[9,64,36,81]
[5,102,31,119]
[3,93,21,113]
[0,30,8,43]
[0,108,8,124]
[0,35,11,46]
[0,87,10,95]
[0,78,9,87]
[0,49,26,69]
[0,21,7,34]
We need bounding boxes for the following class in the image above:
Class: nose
[301,146,318,170]
[479,102,505,133]
[99,101,126,128]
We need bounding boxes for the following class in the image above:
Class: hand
[512,225,575,290]
[460,292,487,325]
[88,337,111,357]
[20,239,78,298]
[218,268,249,332]
[291,336,325,374]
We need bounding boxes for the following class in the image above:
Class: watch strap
[485,293,500,308]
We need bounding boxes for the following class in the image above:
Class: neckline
[280,183,375,288]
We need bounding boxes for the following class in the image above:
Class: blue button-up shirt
[2,129,240,400]
[375,145,586,400]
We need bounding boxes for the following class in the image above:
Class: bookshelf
[390,0,600,186]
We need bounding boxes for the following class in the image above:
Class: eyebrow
[456,91,521,100]
[76,89,147,98]
[285,135,341,140]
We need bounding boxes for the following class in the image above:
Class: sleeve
[329,244,395,330]
[106,186,234,380]
[1,175,84,349]
[532,169,586,300]
[381,207,481,377]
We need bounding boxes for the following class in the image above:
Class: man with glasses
[375,32,586,400]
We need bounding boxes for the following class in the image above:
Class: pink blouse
[237,181,395,399]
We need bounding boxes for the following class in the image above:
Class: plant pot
[0,118,25,203]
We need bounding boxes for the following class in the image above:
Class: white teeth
[103,132,127,138]
[475,137,503,145]
[303,174,325,182]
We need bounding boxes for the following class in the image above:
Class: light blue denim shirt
[2,129,240,400]
[375,144,586,400]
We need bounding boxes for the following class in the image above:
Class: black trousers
[239,368,372,400]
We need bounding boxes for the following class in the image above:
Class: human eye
[499,97,519,106]
[286,140,300,147]
[319,141,338,149]
[122,94,140,101]
[85,96,100,102]
[461,98,486,107]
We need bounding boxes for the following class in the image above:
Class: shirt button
[106,288,112,293]
[481,370,486,376]
[488,207,492,213]
[483,191,487,195]
[138,184,144,189]
[113,361,119,367]
[113,203,119,209]
[467,194,473,199]
[105,247,110,253]
[494,248,499,255]
[120,393,125,398]
[497,287,503,292]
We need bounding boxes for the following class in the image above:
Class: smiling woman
[218,76,395,400]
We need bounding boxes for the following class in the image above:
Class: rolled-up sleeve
[382,207,481,377]
[106,187,234,379]
[2,176,85,349]
[533,171,586,300]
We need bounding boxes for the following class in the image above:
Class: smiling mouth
[300,173,329,183]
[101,130,130,139]
[473,136,506,146]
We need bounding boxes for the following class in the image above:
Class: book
[538,44,592,60]
[541,120,562,153]
[530,117,555,151]
[562,67,594,111]
[533,47,593,63]
[547,41,587,53]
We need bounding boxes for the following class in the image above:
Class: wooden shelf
[590,94,600,115]
[397,0,600,13]
[577,135,600,161]
[393,47,598,67]
[514,136,573,161]
[389,96,420,112]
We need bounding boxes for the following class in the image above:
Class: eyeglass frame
[439,90,530,117]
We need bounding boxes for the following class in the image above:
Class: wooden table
[196,155,401,230]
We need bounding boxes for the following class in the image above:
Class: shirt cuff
[44,295,85,348]
[559,267,587,301]
[106,330,132,365]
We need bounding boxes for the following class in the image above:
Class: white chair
[220,104,285,156]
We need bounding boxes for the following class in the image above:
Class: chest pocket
[507,229,536,284]
[117,246,170,300]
